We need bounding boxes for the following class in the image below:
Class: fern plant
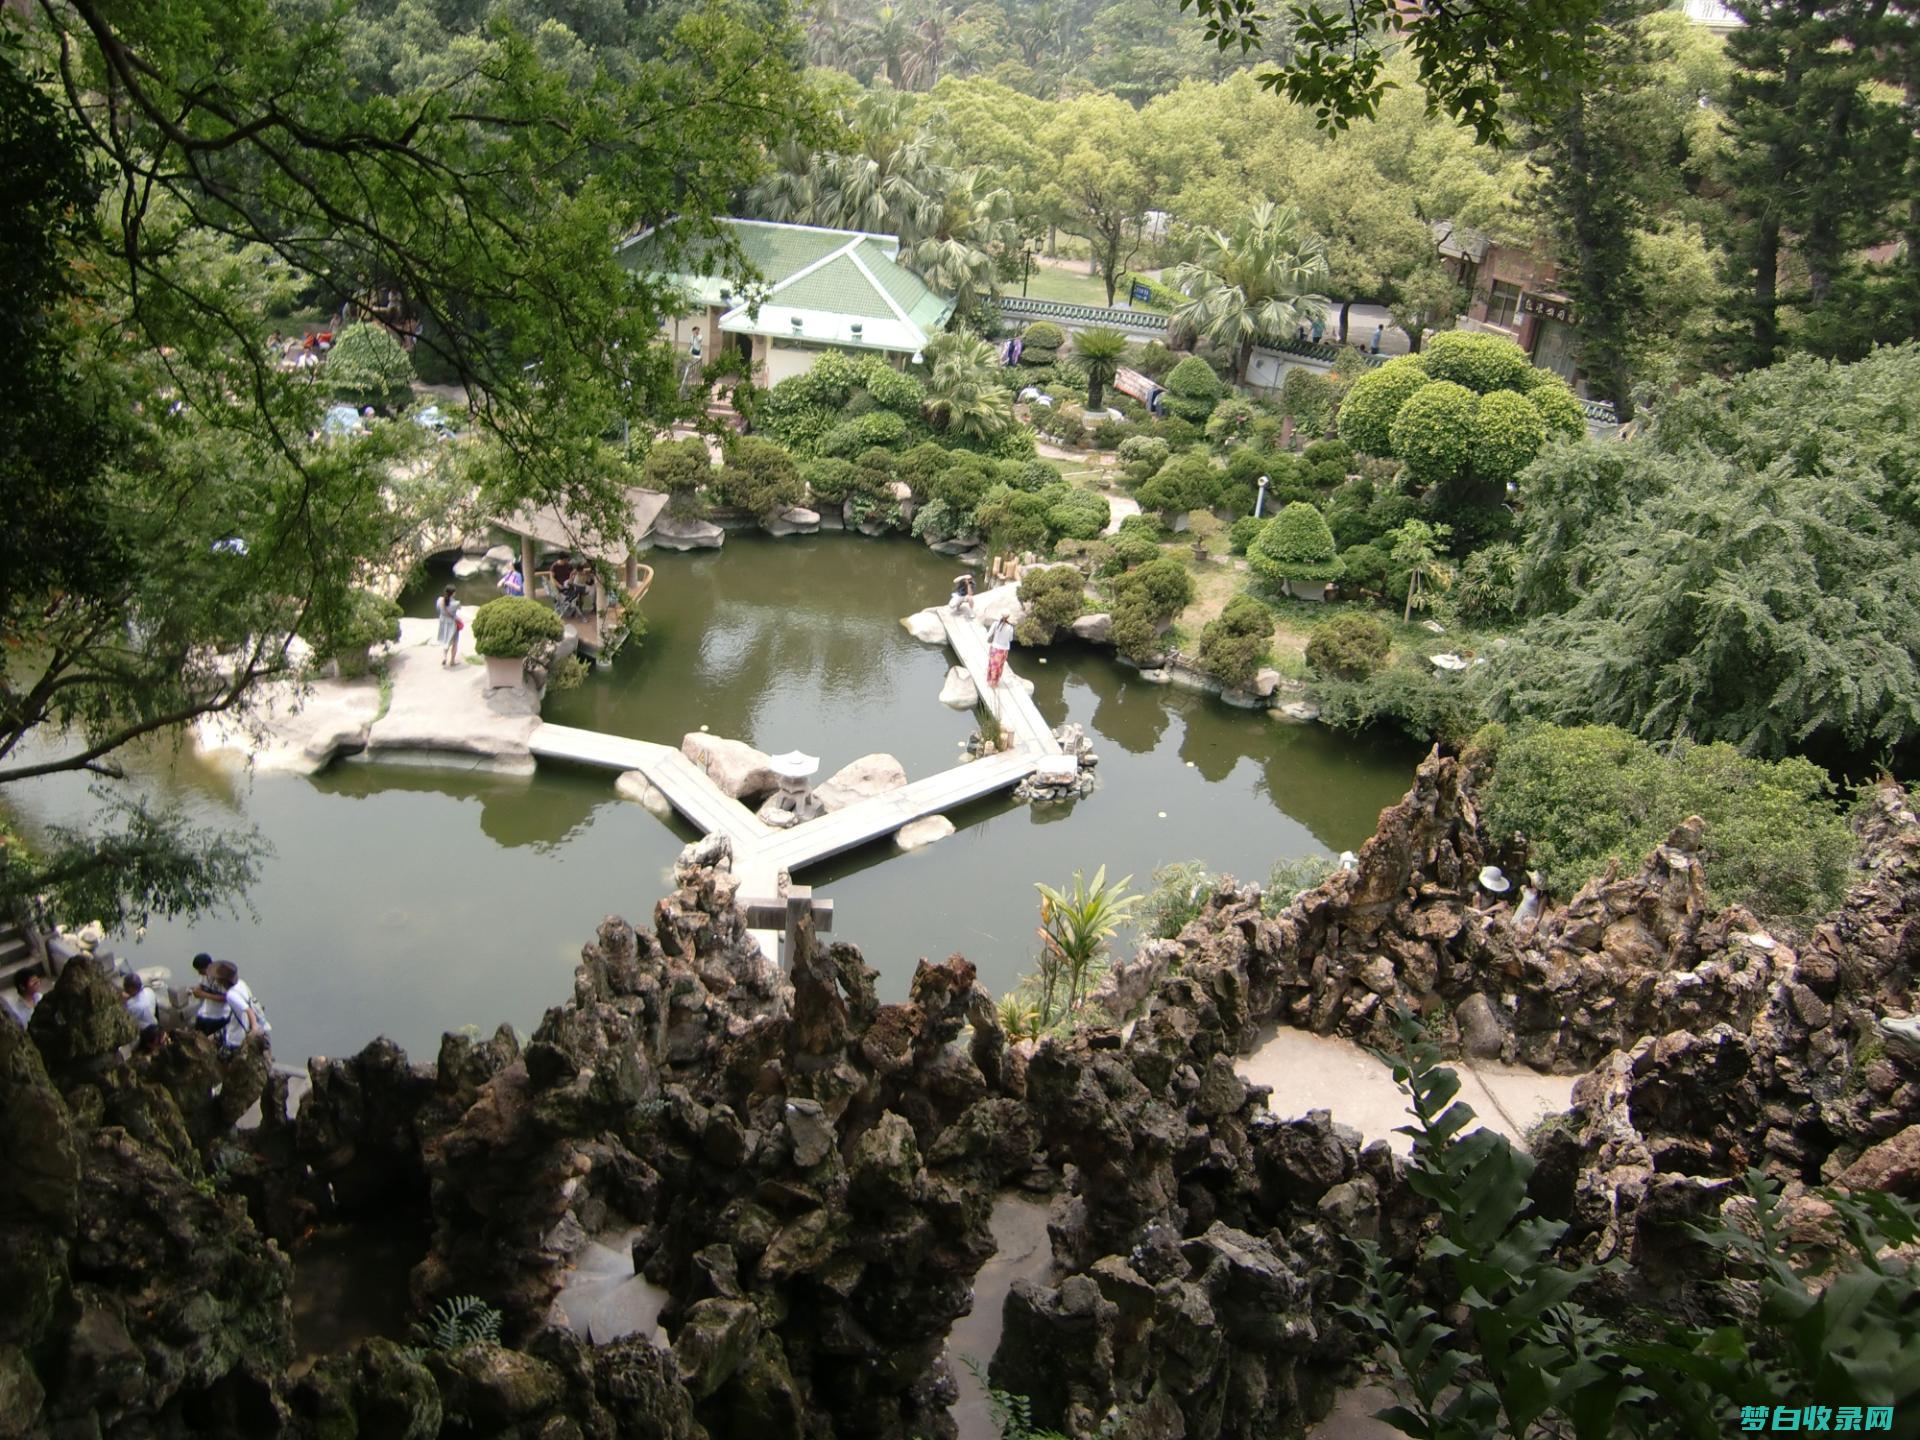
[412,1295,503,1352]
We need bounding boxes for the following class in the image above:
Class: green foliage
[927,333,1015,442]
[1314,657,1489,745]
[1337,357,1429,457]
[1033,865,1140,1028]
[1228,515,1270,555]
[1128,340,1179,380]
[1454,542,1520,625]
[1282,367,1340,438]
[1117,435,1171,485]
[1388,380,1477,489]
[1106,534,1161,574]
[1350,1008,1920,1440]
[1140,861,1215,939]
[1017,565,1088,642]
[1168,201,1332,384]
[1520,373,1587,442]
[975,485,1050,553]
[412,1295,503,1353]
[801,458,857,507]
[1162,355,1225,423]
[1305,611,1392,679]
[1418,330,1535,395]
[1204,396,1261,448]
[1073,326,1129,410]
[545,654,591,692]
[1136,454,1218,518]
[307,589,402,675]
[642,437,713,495]
[1196,593,1273,689]
[1338,542,1394,598]
[1108,556,1194,661]
[1481,725,1856,921]
[714,435,804,517]
[1248,501,1343,587]
[896,442,955,499]
[1262,855,1339,914]
[819,409,910,458]
[1020,321,1066,360]
[470,597,564,659]
[1470,390,1549,492]
[324,323,414,409]
[1045,489,1110,542]
[910,498,963,541]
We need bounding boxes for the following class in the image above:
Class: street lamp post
[1254,475,1270,518]
[1022,246,1033,298]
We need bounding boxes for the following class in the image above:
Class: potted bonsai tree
[307,588,402,678]
[1246,500,1345,601]
[470,595,565,689]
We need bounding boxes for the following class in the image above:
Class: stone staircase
[0,917,43,993]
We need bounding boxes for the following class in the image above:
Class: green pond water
[7,534,1416,1064]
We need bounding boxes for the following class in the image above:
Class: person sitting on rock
[3,970,43,1028]
[122,973,159,1038]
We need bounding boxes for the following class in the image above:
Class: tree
[715,435,806,518]
[1073,327,1127,411]
[925,332,1015,439]
[324,323,416,410]
[1196,593,1273,689]
[1248,501,1343,591]
[1037,94,1158,304]
[1492,350,1920,761]
[1385,520,1453,624]
[1167,202,1331,383]
[0,1,801,923]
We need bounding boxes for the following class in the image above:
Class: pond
[5,534,1417,1064]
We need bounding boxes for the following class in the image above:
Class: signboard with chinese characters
[1130,281,1153,304]
[1520,291,1577,325]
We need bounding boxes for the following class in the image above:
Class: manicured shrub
[324,323,415,409]
[930,457,993,517]
[1337,542,1395,598]
[1312,655,1489,745]
[1305,611,1392,679]
[800,458,856,506]
[714,435,804,517]
[974,484,1050,553]
[818,409,908,458]
[1223,446,1270,489]
[1197,594,1274,689]
[1019,321,1065,363]
[1137,453,1219,518]
[1282,367,1338,437]
[1470,389,1549,491]
[1114,555,1194,616]
[1016,565,1088,642]
[896,442,954,499]
[309,588,402,676]
[1336,356,1428,457]
[1091,418,1131,449]
[1481,724,1856,921]
[1520,371,1587,441]
[858,362,926,417]
[1205,396,1260,448]
[1115,512,1163,542]
[1302,438,1351,469]
[1128,339,1178,380]
[642,435,712,494]
[1148,415,1200,447]
[470,596,564,658]
[1248,501,1344,588]
[1389,380,1477,489]
[1228,515,1270,555]
[1163,355,1224,425]
[1419,330,1534,395]
[1046,489,1110,542]
[1005,459,1059,492]
[1104,533,1160,573]
[854,447,899,492]
[1118,435,1171,485]
[910,497,963,541]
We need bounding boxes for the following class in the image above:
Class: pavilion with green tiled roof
[619,219,955,385]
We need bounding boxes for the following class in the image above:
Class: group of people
[431,553,589,665]
[4,950,268,1058]
[269,329,335,370]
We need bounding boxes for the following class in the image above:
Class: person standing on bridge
[985,615,1014,687]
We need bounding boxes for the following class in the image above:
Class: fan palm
[910,167,1017,310]
[1072,326,1127,411]
[1168,202,1332,385]
[925,332,1013,440]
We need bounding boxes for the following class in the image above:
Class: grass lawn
[1018,265,1124,309]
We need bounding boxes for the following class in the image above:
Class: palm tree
[910,167,1018,311]
[1073,326,1127,411]
[1033,865,1139,1025]
[924,332,1013,440]
[857,4,920,88]
[910,0,975,89]
[1168,202,1332,385]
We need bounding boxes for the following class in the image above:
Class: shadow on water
[289,1217,431,1372]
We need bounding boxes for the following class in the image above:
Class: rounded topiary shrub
[311,588,402,676]
[1016,564,1088,642]
[643,435,713,494]
[1418,331,1533,395]
[1046,489,1110,541]
[1518,371,1587,441]
[1020,321,1065,363]
[1118,435,1170,484]
[1388,380,1477,488]
[1336,356,1428,457]
[1305,611,1392,678]
[801,458,856,506]
[324,322,415,409]
[1470,389,1549,490]
[1228,515,1270,555]
[470,596,565,658]
[1197,593,1273,690]
[1163,355,1224,425]
[1248,501,1344,589]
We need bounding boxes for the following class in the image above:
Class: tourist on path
[189,954,229,1037]
[985,615,1014,687]
[949,573,975,617]
[122,974,159,1037]
[497,561,525,597]
[214,961,270,1053]
[436,585,463,666]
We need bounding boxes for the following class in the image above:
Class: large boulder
[938,666,978,710]
[974,584,1024,625]
[901,609,947,645]
[652,514,726,551]
[673,1298,762,1399]
[682,733,779,802]
[814,754,908,814]
[762,507,820,538]
[29,962,135,1078]
[895,816,955,852]
[615,768,675,820]
[428,1343,564,1430]
[1069,613,1112,645]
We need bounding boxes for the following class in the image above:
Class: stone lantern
[759,751,822,829]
